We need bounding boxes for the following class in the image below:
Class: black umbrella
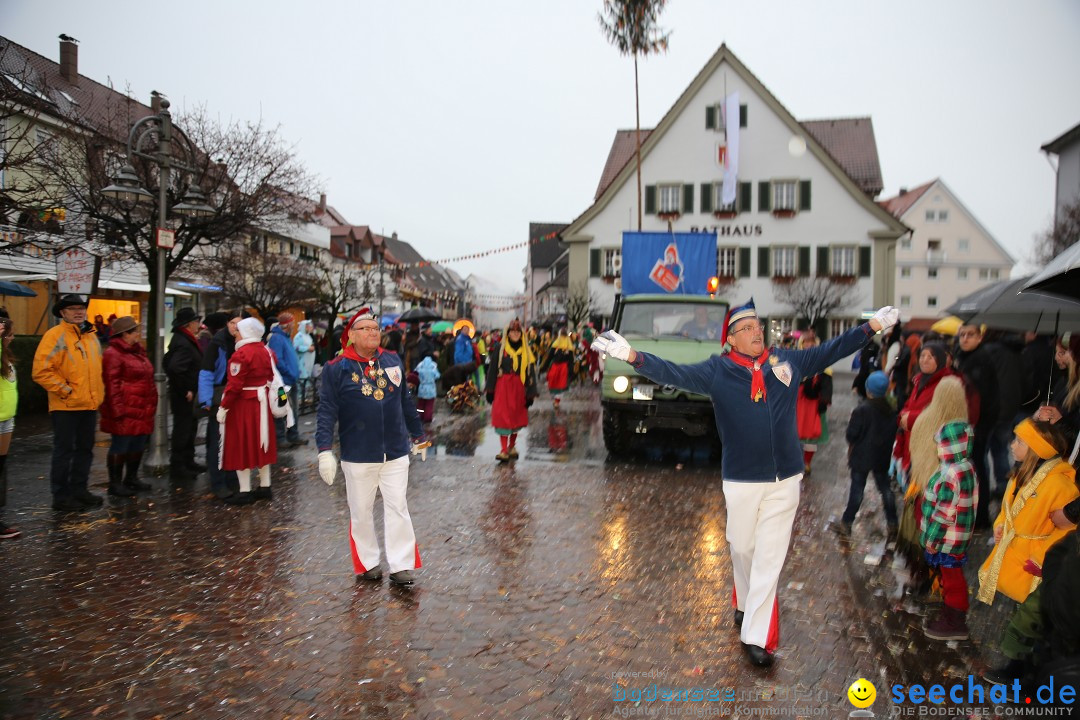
[1021,242,1080,301]
[944,276,1080,333]
[398,306,442,323]
[0,280,38,297]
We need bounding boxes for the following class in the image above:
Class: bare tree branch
[772,277,861,333]
[565,281,598,331]
[1034,198,1080,264]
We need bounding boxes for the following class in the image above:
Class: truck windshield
[619,302,729,340]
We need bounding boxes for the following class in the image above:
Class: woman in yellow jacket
[978,418,1079,684]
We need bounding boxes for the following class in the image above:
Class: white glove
[318,451,338,486]
[215,406,227,423]
[591,330,633,362]
[871,306,900,333]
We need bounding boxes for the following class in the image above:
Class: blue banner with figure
[620,231,718,296]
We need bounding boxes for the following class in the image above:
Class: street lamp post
[102,96,213,474]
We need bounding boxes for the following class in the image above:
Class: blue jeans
[206,408,238,493]
[50,410,97,499]
[109,434,148,455]
[841,467,898,527]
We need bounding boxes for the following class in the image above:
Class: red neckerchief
[342,345,381,365]
[179,326,199,344]
[726,347,770,402]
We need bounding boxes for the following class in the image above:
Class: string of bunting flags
[359,231,561,271]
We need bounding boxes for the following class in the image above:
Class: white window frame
[658,184,681,213]
[603,248,622,278]
[938,210,949,221]
[900,267,912,278]
[958,238,969,252]
[830,246,857,277]
[773,246,797,277]
[925,209,935,222]
[928,267,938,279]
[717,247,737,278]
[899,295,911,307]
[712,182,737,213]
[990,268,1000,280]
[829,318,858,339]
[773,180,797,211]
[712,103,726,132]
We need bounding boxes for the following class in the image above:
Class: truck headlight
[612,375,630,394]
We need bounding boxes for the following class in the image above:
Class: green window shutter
[683,184,694,214]
[644,185,657,215]
[758,181,771,212]
[858,246,872,277]
[700,183,713,213]
[590,248,601,278]
[705,106,716,130]
[798,246,811,277]
[758,247,770,278]
[738,247,751,278]
[799,180,812,211]
[817,247,830,277]
[739,181,752,213]
[739,104,748,128]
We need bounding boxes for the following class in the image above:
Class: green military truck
[599,293,730,456]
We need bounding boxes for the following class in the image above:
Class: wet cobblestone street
[0,377,1016,718]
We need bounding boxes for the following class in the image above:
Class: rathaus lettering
[690,224,764,237]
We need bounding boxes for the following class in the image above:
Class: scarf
[551,335,574,352]
[976,457,1060,605]
[343,345,380,364]
[501,338,535,385]
[726,347,770,402]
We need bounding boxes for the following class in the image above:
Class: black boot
[124,452,152,492]
[107,455,135,497]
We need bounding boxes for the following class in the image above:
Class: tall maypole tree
[599,0,671,231]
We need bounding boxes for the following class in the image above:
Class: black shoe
[734,610,744,628]
[52,496,88,512]
[0,523,20,539]
[357,568,383,582]
[984,659,1029,686]
[212,486,235,500]
[108,481,136,497]
[124,454,152,491]
[253,486,272,501]
[222,491,254,505]
[742,643,774,667]
[389,570,415,586]
[288,437,309,447]
[71,488,104,507]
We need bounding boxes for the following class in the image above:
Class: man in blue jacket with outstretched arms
[593,299,898,668]
[316,308,427,587]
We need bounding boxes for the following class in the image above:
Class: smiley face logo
[847,678,876,708]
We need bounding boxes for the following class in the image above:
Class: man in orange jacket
[32,294,105,511]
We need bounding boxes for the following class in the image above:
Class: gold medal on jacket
[373,389,385,401]
[351,372,360,384]
[377,377,388,389]
[361,384,373,396]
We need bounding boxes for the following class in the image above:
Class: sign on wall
[56,247,101,295]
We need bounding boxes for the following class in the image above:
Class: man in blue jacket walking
[316,308,427,587]
[267,313,305,447]
[594,299,898,667]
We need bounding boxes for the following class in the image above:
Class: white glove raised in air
[215,406,227,424]
[318,451,338,486]
[871,306,900,333]
[591,330,633,362]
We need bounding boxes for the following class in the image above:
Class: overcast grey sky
[3,0,1079,293]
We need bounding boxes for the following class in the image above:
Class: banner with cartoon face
[620,231,718,296]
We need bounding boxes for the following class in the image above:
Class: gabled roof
[1042,121,1080,155]
[877,180,935,218]
[570,44,908,240]
[538,264,569,295]
[800,118,883,197]
[594,130,653,200]
[879,178,1014,265]
[1,35,168,144]
[377,233,461,296]
[528,222,568,269]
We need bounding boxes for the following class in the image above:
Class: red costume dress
[219,340,278,470]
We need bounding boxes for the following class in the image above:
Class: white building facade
[562,45,908,340]
[881,179,1013,327]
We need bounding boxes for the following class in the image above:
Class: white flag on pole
[722,91,740,206]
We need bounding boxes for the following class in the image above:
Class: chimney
[59,35,79,83]
[150,90,163,113]
[318,193,327,213]
[898,187,908,196]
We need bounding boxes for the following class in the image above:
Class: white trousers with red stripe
[723,475,801,652]
[342,455,422,574]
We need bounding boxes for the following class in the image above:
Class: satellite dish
[788,136,807,157]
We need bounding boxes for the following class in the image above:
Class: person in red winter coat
[100,316,157,497]
[216,317,278,505]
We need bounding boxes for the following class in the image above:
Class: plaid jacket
[920,421,979,557]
